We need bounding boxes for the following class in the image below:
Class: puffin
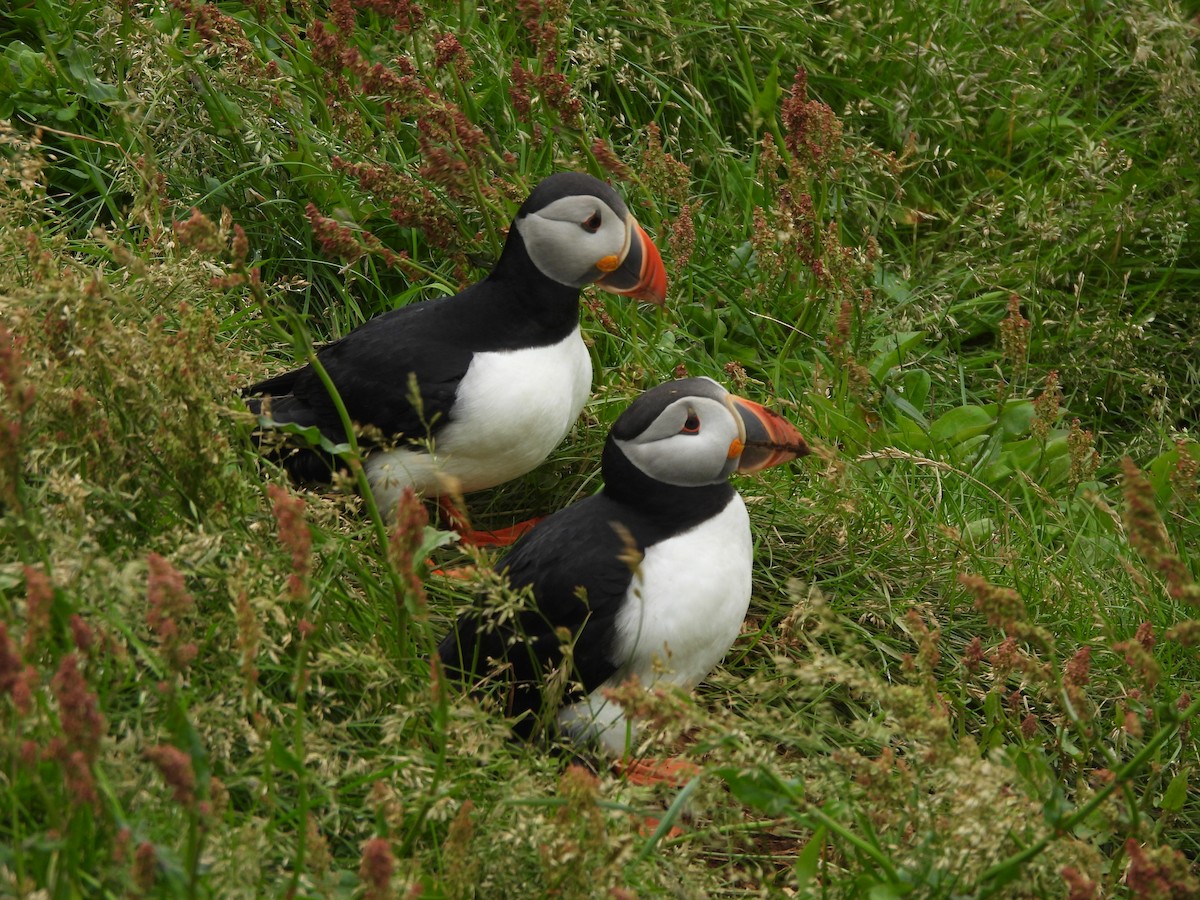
[436,377,809,755]
[246,173,667,532]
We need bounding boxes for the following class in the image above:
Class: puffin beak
[594,216,668,305]
[728,395,809,473]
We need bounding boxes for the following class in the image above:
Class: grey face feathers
[613,379,742,486]
[515,193,631,288]
[513,173,667,304]
[611,377,810,487]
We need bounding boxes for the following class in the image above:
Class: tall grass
[1,0,1198,895]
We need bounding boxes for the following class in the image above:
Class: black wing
[247,295,476,480]
[437,493,642,736]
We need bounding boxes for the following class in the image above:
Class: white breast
[557,495,753,754]
[365,329,591,515]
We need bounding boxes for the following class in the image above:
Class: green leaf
[270,736,304,774]
[795,825,826,885]
[875,268,912,304]
[417,525,458,560]
[999,437,1041,471]
[1012,113,1083,144]
[962,518,995,544]
[257,415,352,458]
[729,240,753,273]
[1160,769,1189,812]
[898,368,931,411]
[952,432,990,461]
[63,43,117,103]
[715,767,797,817]
[867,331,925,380]
[1147,441,1199,500]
[3,41,48,87]
[1042,783,1071,826]
[979,459,1013,484]
[198,84,245,135]
[754,61,781,122]
[883,386,927,428]
[885,415,931,452]
[997,400,1034,437]
[930,405,994,446]
[1045,455,1070,485]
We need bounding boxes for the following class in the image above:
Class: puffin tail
[244,388,343,485]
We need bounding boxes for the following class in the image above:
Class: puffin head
[609,377,809,487]
[513,172,668,304]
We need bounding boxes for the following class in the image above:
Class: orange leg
[617,757,700,788]
[436,496,541,548]
[617,757,699,839]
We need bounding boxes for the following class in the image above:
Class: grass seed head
[234,591,261,700]
[959,573,1028,631]
[0,624,27,707]
[1062,645,1093,719]
[1121,457,1199,604]
[359,837,395,900]
[1067,419,1099,490]
[146,553,198,673]
[145,743,197,809]
[1032,370,1062,443]
[998,294,1031,384]
[388,486,429,611]
[68,614,95,655]
[441,799,478,898]
[268,484,312,601]
[781,67,845,176]
[1124,839,1200,897]
[1111,627,1162,694]
[639,122,690,208]
[1169,441,1198,506]
[50,652,104,763]
[22,565,53,656]
[132,841,157,893]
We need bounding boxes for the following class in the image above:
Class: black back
[436,433,736,738]
[247,178,595,481]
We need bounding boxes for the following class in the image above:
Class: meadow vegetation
[1,0,1198,895]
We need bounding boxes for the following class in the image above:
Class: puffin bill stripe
[730,396,809,473]
[595,219,667,305]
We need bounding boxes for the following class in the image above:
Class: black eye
[681,411,700,434]
[582,211,602,233]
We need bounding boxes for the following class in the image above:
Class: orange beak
[595,218,667,305]
[728,396,809,473]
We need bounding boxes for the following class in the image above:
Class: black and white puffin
[437,377,809,755]
[247,173,667,527]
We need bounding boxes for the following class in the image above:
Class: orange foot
[617,757,701,788]
[460,517,542,547]
[437,496,541,548]
[430,564,478,580]
[618,758,700,840]
[634,815,685,840]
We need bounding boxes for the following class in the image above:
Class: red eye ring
[682,412,700,434]
[582,212,602,233]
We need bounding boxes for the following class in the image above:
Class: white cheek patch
[614,397,742,487]
[516,197,627,287]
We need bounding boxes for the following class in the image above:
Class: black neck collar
[600,438,736,532]
[485,227,582,336]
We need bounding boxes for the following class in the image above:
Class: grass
[1,0,1198,895]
